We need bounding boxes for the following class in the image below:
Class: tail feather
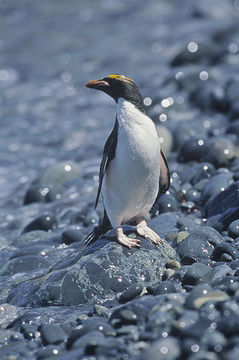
[84,210,112,246]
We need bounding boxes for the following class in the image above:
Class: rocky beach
[1,0,239,359]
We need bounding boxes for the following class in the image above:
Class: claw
[136,219,163,245]
[116,227,141,248]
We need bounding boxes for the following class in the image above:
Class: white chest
[102,99,160,226]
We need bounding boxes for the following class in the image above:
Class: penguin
[85,74,170,248]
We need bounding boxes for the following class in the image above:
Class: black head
[86,74,145,112]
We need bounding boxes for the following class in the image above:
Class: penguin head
[86,74,145,112]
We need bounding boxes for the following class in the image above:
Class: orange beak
[85,79,110,89]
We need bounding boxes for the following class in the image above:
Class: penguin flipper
[84,210,111,245]
[94,119,118,209]
[154,149,170,205]
[159,149,170,194]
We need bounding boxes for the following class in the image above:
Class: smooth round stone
[171,42,216,66]
[217,314,239,336]
[178,137,209,162]
[201,330,226,353]
[119,284,143,303]
[23,215,58,233]
[45,188,61,202]
[177,230,214,265]
[185,283,212,310]
[155,192,180,213]
[228,219,239,238]
[190,163,216,185]
[205,138,237,168]
[39,161,81,186]
[36,345,62,359]
[184,188,201,203]
[40,324,67,345]
[212,242,239,261]
[201,173,233,204]
[24,186,46,205]
[140,336,180,360]
[147,280,182,295]
[182,263,210,286]
[61,229,83,244]
[148,212,178,239]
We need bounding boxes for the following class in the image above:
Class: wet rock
[7,237,178,306]
[38,161,81,187]
[148,212,178,239]
[0,255,50,275]
[140,336,181,360]
[154,192,180,213]
[201,173,233,205]
[23,214,58,233]
[212,242,239,261]
[205,138,237,168]
[119,284,143,303]
[171,42,218,66]
[177,230,214,265]
[182,263,211,286]
[40,324,68,345]
[61,229,83,244]
[178,137,209,162]
[228,219,239,238]
[205,181,239,218]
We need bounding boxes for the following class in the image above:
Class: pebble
[39,324,68,345]
[177,230,214,265]
[118,284,143,303]
[140,336,181,360]
[182,263,211,286]
[228,219,239,238]
[23,214,58,233]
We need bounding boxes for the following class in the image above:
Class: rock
[205,138,237,168]
[38,161,81,187]
[7,236,179,306]
[178,137,209,162]
[154,192,180,213]
[119,284,143,303]
[40,324,68,345]
[177,230,214,265]
[148,212,178,239]
[182,263,211,286]
[205,181,239,218]
[228,219,239,238]
[140,336,181,360]
[61,229,83,244]
[185,283,229,310]
[212,242,239,261]
[0,255,50,275]
[201,173,233,205]
[23,214,58,233]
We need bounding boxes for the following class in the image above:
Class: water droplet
[191,344,200,353]
[199,71,209,81]
[187,41,198,53]
[160,346,168,354]
[159,113,167,122]
[198,139,204,146]
[143,97,152,106]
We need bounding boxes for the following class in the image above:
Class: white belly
[102,99,160,228]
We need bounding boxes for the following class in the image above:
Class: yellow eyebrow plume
[107,74,135,85]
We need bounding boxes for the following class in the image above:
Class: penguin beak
[85,79,110,89]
